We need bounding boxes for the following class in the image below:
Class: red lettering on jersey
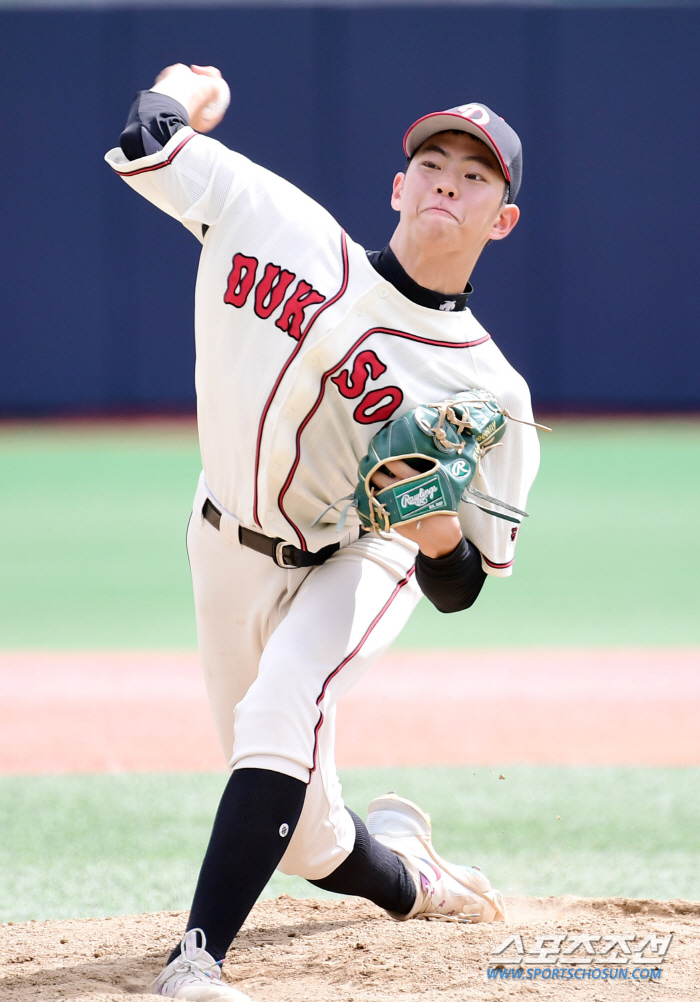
[354,386,404,424]
[254,263,296,320]
[275,281,326,340]
[224,253,258,308]
[331,350,387,399]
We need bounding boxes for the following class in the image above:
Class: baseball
[199,77,230,124]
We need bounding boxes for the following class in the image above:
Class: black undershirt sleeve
[415,536,487,613]
[119,91,190,161]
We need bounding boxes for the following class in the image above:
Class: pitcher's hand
[371,460,463,558]
[151,63,230,133]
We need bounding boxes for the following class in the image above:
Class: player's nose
[435,181,457,198]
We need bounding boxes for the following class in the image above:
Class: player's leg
[299,704,506,926]
[173,527,423,974]
[151,483,316,997]
[239,531,421,914]
[262,536,506,927]
[295,706,416,917]
[185,477,314,762]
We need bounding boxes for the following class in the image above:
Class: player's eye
[422,160,440,169]
[465,172,484,181]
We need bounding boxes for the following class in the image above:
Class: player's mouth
[423,205,459,222]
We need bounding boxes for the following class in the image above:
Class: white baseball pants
[187,474,422,880]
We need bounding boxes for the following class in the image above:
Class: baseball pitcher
[106,63,541,1000]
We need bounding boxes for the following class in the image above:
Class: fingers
[370,470,393,490]
[190,64,223,79]
[370,459,418,489]
[152,63,190,86]
[384,459,417,479]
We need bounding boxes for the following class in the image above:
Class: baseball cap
[403,102,522,203]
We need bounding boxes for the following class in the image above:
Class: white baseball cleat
[366,793,507,924]
[150,928,252,1000]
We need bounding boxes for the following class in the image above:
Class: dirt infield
[1,896,697,1001]
[2,648,700,773]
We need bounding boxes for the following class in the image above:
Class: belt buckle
[274,540,298,569]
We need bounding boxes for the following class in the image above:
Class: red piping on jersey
[309,564,415,777]
[278,326,492,548]
[109,132,197,176]
[252,230,350,527]
[483,555,514,569]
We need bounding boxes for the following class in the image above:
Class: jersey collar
[366,244,473,313]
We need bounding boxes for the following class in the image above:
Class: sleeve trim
[482,555,514,569]
[108,129,196,177]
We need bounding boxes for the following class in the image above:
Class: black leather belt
[202,498,349,569]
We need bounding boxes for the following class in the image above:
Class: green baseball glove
[354,390,528,533]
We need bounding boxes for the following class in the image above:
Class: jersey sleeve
[457,372,541,578]
[104,128,255,242]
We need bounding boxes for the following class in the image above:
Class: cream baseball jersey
[105,126,540,576]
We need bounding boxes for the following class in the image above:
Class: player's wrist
[150,63,228,134]
[415,517,463,558]
[417,531,465,561]
[394,514,463,558]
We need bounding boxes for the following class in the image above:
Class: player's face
[391,131,519,251]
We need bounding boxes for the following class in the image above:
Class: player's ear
[390,172,405,212]
[488,203,520,242]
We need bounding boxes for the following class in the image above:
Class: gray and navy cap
[403,102,522,203]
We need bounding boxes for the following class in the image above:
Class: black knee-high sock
[167,768,306,965]
[310,809,416,915]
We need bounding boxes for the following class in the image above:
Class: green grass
[1,767,699,923]
[0,419,699,649]
[0,424,202,649]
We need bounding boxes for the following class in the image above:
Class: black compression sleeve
[310,809,416,915]
[171,768,306,963]
[119,91,190,161]
[415,536,487,613]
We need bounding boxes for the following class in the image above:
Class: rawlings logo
[400,484,440,509]
[449,459,471,478]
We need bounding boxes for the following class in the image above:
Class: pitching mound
[1,895,698,1001]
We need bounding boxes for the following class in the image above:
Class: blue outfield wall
[1,5,699,413]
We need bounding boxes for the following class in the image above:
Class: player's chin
[416,211,462,241]
[420,207,460,226]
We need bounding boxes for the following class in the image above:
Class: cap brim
[403,112,511,183]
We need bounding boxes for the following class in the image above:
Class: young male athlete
[106,63,540,1000]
